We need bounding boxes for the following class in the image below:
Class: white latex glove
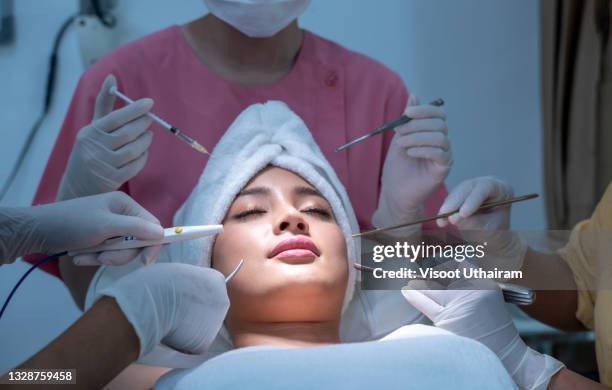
[437,176,512,229]
[0,192,163,265]
[99,263,230,357]
[373,94,452,236]
[402,278,564,390]
[436,176,526,272]
[57,74,154,201]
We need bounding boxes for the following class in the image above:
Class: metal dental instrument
[109,86,209,155]
[336,98,445,152]
[498,282,535,305]
[353,263,535,306]
[354,193,539,238]
[225,259,244,283]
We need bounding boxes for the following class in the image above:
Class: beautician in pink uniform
[29,0,451,307]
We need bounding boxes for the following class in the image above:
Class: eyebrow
[293,186,325,200]
[235,185,325,200]
[236,187,271,198]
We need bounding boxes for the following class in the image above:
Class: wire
[0,14,76,202]
[0,251,67,321]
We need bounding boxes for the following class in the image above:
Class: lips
[269,236,321,260]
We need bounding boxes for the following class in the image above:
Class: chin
[231,276,346,318]
[271,264,341,286]
[253,286,345,322]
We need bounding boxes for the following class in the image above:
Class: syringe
[109,86,209,155]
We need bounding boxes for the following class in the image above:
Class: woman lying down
[12,102,600,390]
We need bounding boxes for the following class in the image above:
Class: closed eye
[303,207,333,220]
[233,208,266,220]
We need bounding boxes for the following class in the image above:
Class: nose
[274,209,309,235]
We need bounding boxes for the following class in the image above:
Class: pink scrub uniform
[28,26,447,277]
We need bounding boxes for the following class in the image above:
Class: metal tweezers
[336,98,445,152]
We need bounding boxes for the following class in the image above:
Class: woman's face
[212,167,348,325]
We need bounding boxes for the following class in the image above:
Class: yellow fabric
[559,183,612,385]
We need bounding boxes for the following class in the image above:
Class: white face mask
[204,0,311,38]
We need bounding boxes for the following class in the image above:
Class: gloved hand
[57,74,154,201]
[402,278,565,389]
[99,263,230,357]
[373,94,452,236]
[437,176,513,229]
[436,176,526,273]
[0,192,163,265]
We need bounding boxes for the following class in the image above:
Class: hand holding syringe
[110,86,209,155]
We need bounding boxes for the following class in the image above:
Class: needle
[225,259,244,283]
[109,86,209,155]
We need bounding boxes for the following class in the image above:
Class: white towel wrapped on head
[164,100,360,311]
[159,100,361,356]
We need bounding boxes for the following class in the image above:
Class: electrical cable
[0,14,76,202]
[0,251,67,321]
[0,1,119,202]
